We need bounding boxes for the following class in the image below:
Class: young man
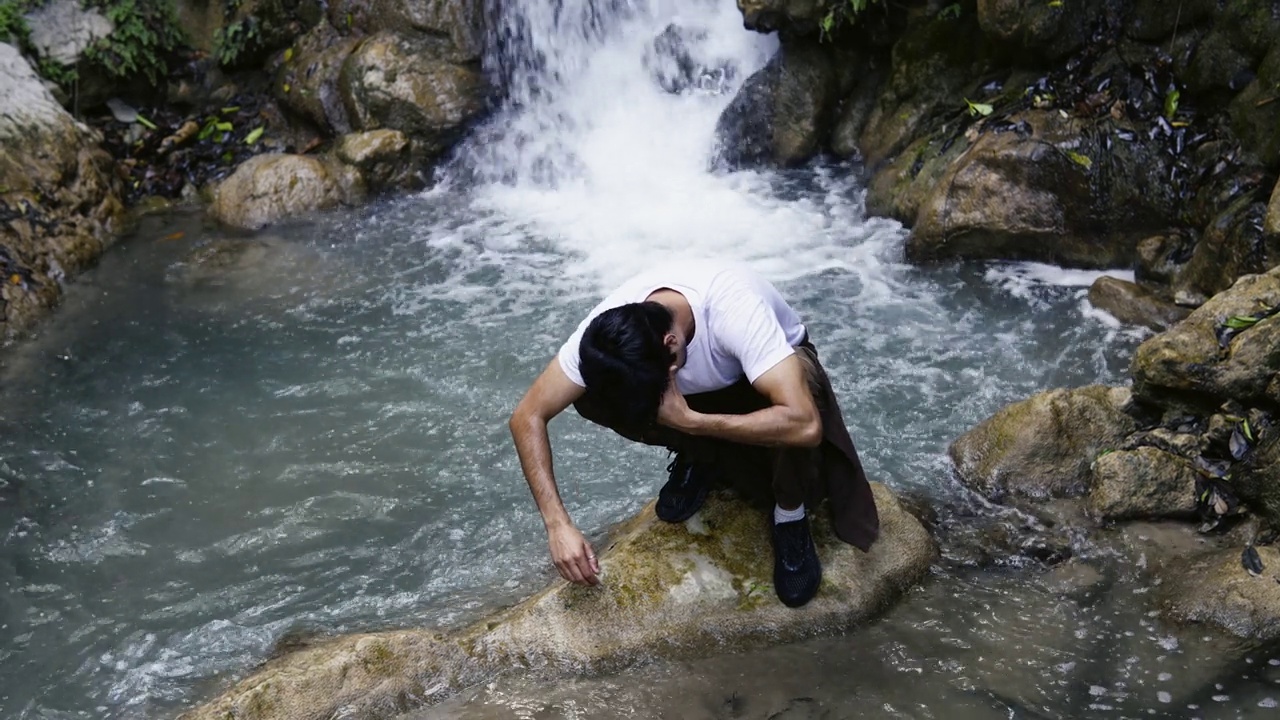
[508,262,878,607]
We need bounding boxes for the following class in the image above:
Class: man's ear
[664,333,679,372]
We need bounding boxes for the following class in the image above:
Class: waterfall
[433,0,902,291]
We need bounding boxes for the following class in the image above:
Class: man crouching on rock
[509,262,879,608]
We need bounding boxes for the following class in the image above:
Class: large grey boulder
[1131,266,1280,411]
[949,385,1139,502]
[179,484,935,720]
[339,30,487,155]
[0,42,121,337]
[713,43,837,169]
[906,111,1179,268]
[23,0,113,65]
[210,153,362,230]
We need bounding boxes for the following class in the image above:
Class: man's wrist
[677,409,706,435]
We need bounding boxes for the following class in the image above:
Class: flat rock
[179,483,935,720]
[1088,276,1190,331]
[1087,446,1199,522]
[210,154,360,230]
[1158,545,1280,640]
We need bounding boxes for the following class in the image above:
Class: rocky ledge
[181,484,934,720]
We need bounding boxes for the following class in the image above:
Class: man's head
[579,301,681,428]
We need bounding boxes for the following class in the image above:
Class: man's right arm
[508,358,598,584]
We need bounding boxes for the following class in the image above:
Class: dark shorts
[573,340,879,551]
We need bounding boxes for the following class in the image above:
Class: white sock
[774,503,805,524]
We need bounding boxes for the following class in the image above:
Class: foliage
[0,0,35,49]
[819,0,885,41]
[212,16,260,67]
[82,0,187,86]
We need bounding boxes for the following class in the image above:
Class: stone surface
[340,30,487,154]
[1232,430,1280,527]
[1267,178,1280,236]
[24,0,114,65]
[0,42,122,338]
[330,0,484,61]
[179,484,934,720]
[334,129,418,190]
[209,153,358,230]
[1134,232,1197,290]
[976,0,1092,60]
[1088,276,1190,332]
[1158,545,1280,640]
[1087,447,1199,522]
[714,43,836,169]
[275,23,360,135]
[1172,195,1278,307]
[1131,266,1280,411]
[1229,43,1280,170]
[949,385,1138,503]
[907,111,1178,268]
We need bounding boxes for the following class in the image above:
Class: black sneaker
[656,453,712,523]
[772,515,821,608]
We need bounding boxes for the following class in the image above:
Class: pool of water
[3,0,1273,717]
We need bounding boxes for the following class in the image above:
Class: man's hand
[657,368,695,431]
[548,523,600,585]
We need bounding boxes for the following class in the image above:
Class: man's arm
[658,353,821,448]
[508,358,599,585]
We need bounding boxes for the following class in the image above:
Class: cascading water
[3,1,1278,719]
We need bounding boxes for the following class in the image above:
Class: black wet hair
[578,301,675,428]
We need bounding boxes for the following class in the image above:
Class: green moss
[358,640,404,676]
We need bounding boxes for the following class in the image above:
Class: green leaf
[964,98,993,116]
[244,126,264,145]
[136,114,157,130]
[1065,150,1092,169]
[1243,418,1254,442]
[215,121,233,132]
[1224,315,1260,330]
[1164,88,1180,120]
[221,106,240,114]
[1048,0,1063,6]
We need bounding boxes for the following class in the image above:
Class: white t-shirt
[558,263,807,395]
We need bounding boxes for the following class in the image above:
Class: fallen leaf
[1243,545,1265,576]
[1065,150,1093,169]
[244,127,265,145]
[159,231,185,242]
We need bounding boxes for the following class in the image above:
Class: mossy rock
[1131,265,1280,412]
[179,484,935,720]
[1228,43,1280,170]
[1087,447,1200,522]
[1172,194,1277,306]
[949,385,1139,503]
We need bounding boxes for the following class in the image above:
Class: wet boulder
[736,0,826,34]
[644,24,738,97]
[976,0,1093,60]
[274,23,361,136]
[950,385,1139,503]
[858,11,993,167]
[329,0,483,60]
[863,131,967,225]
[179,484,934,720]
[1158,545,1280,640]
[1131,266,1280,411]
[339,30,488,156]
[713,42,836,169]
[1232,432,1280,528]
[209,153,361,230]
[334,129,421,191]
[1087,276,1190,332]
[907,111,1179,268]
[1229,43,1280,170]
[1087,447,1200,522]
[1134,232,1197,290]
[0,42,122,337]
[1172,195,1278,307]
[1269,178,1280,235]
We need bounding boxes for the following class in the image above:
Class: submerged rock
[210,153,361,230]
[949,385,1138,503]
[180,484,935,720]
[1131,266,1280,411]
[1158,545,1280,640]
[1087,276,1190,332]
[1087,447,1200,522]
